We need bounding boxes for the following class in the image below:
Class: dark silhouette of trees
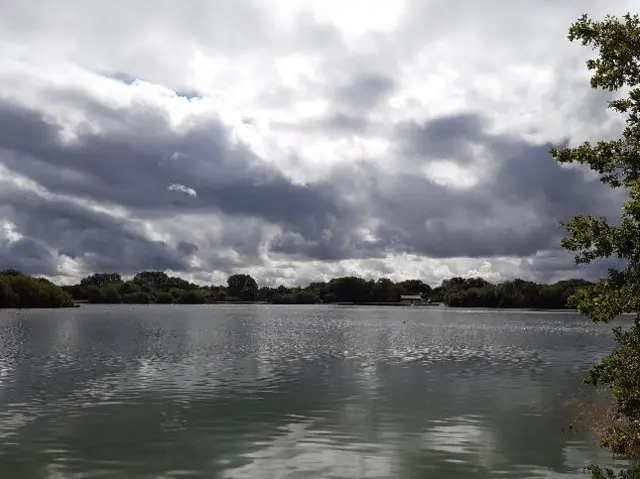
[23,269,592,309]
[0,270,73,308]
[226,274,258,301]
[175,290,206,304]
[439,277,592,309]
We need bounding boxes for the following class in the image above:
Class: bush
[176,290,205,304]
[155,291,174,304]
[0,270,74,308]
[294,291,318,304]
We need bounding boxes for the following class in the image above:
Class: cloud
[398,114,487,164]
[0,186,193,276]
[0,0,633,285]
[333,72,396,110]
[0,93,347,236]
[168,183,197,197]
[0,236,59,276]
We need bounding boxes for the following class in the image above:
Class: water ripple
[0,305,621,478]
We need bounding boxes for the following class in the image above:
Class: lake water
[0,305,625,478]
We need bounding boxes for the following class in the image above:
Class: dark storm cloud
[0,87,625,277]
[271,109,623,262]
[520,250,628,284]
[0,187,193,275]
[269,230,384,262]
[0,92,368,275]
[176,241,199,256]
[370,113,622,258]
[0,237,59,276]
[362,113,625,261]
[0,95,348,244]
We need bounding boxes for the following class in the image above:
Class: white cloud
[167,183,197,197]
[0,221,22,242]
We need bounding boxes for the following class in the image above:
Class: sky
[0,0,634,287]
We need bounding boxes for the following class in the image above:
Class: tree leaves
[552,12,640,477]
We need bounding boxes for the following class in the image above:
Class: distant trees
[2,268,590,309]
[429,277,591,309]
[0,270,73,308]
[371,278,403,303]
[155,291,174,304]
[60,271,443,306]
[248,274,587,308]
[80,273,122,289]
[398,279,431,296]
[226,274,258,301]
[324,276,373,303]
[293,291,318,304]
[175,289,206,304]
[63,270,203,305]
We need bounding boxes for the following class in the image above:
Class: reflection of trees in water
[0,306,612,477]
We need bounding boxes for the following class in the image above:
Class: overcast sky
[0,0,634,286]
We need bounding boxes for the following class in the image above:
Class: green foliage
[0,270,73,308]
[207,287,227,302]
[432,277,590,309]
[398,279,431,295]
[325,276,373,303]
[227,274,258,301]
[133,271,170,287]
[80,273,122,289]
[155,291,174,304]
[61,269,589,308]
[175,290,205,304]
[293,291,318,304]
[133,271,196,292]
[549,12,640,478]
[122,291,153,304]
[102,285,122,304]
[369,278,401,302]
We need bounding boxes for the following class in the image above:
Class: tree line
[52,270,590,309]
[0,267,594,310]
[0,269,74,308]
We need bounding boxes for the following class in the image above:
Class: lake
[0,305,625,478]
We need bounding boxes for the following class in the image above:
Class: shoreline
[62,301,582,312]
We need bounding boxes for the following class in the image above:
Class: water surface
[0,305,623,478]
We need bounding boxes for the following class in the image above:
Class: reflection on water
[424,416,500,467]
[224,421,395,479]
[0,305,623,478]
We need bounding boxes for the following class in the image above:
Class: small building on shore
[400,294,424,305]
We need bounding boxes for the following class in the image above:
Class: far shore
[72,300,446,307]
[66,301,587,312]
